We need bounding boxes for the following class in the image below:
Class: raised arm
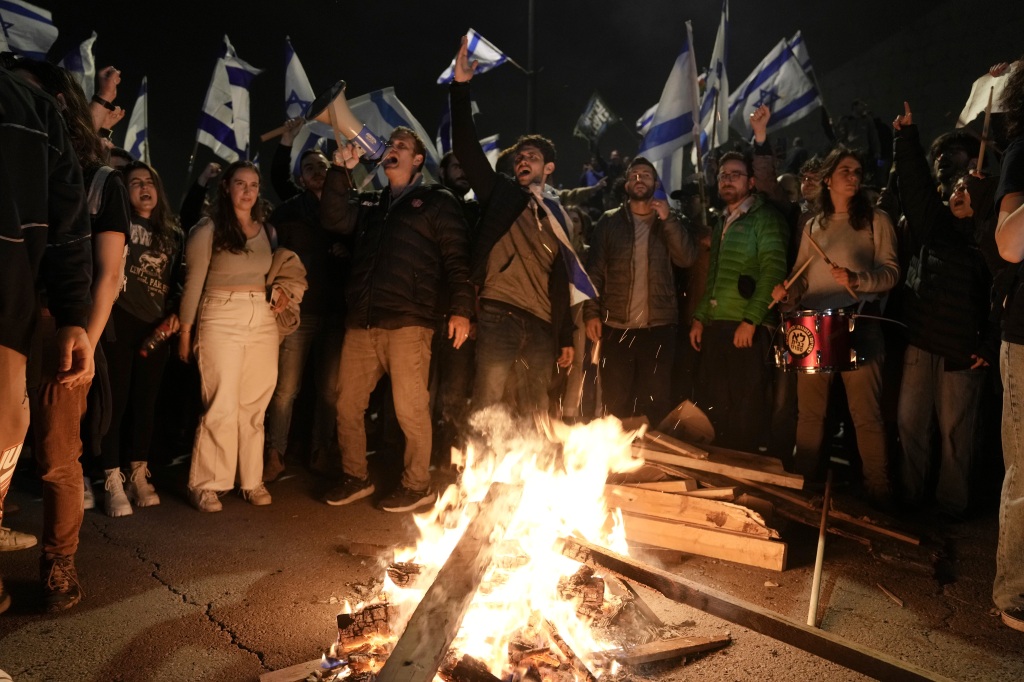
[320,146,362,236]
[450,36,498,203]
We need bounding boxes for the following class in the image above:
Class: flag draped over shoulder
[728,37,821,135]
[123,76,149,163]
[437,29,508,84]
[196,35,263,163]
[639,22,701,200]
[0,0,57,59]
[696,1,729,157]
[348,87,441,179]
[284,37,327,178]
[531,185,596,306]
[573,92,620,142]
[59,31,96,100]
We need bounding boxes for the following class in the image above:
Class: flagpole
[526,0,536,132]
[142,77,150,165]
[685,21,708,217]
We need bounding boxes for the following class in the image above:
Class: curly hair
[123,161,182,253]
[514,134,557,164]
[816,147,875,231]
[9,58,105,169]
[210,161,265,253]
[1002,58,1024,140]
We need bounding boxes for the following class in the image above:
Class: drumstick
[769,256,815,309]
[805,234,859,301]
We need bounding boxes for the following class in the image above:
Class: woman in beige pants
[178,161,282,512]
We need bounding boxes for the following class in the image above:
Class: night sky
[38,1,1018,203]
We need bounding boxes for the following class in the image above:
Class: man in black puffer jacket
[891,104,1004,518]
[320,126,473,513]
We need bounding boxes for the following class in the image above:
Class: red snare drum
[776,309,858,373]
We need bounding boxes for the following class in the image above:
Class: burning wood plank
[596,633,731,664]
[385,561,423,588]
[556,565,605,617]
[438,654,504,682]
[540,618,598,682]
[643,429,710,459]
[605,484,778,538]
[634,440,804,490]
[561,537,953,682]
[621,512,787,570]
[375,482,524,682]
[336,602,395,652]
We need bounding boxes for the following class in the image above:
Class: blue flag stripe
[770,87,820,122]
[0,0,49,22]
[226,65,258,89]
[198,112,243,155]
[640,112,694,153]
[728,49,789,118]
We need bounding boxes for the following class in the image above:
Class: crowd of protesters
[0,39,1022,636]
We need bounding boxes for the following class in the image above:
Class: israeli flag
[0,0,57,60]
[197,35,263,163]
[284,38,328,179]
[639,22,700,201]
[437,29,508,84]
[348,87,442,179]
[787,31,813,75]
[436,93,480,155]
[696,1,729,157]
[728,37,821,135]
[636,103,657,136]
[123,76,149,164]
[480,133,500,170]
[59,31,96,100]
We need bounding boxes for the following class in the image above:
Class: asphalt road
[0,455,1021,681]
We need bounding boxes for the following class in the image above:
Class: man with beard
[449,37,588,415]
[583,158,697,423]
[689,152,788,451]
[263,133,351,481]
[320,126,473,513]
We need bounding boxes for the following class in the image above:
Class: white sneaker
[241,483,272,506]
[127,462,160,507]
[0,526,38,551]
[189,488,222,513]
[103,469,133,517]
[83,476,95,510]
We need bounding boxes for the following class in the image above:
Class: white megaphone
[259,80,387,161]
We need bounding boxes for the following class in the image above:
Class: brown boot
[263,448,285,482]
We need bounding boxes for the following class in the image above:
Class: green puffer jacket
[694,194,788,326]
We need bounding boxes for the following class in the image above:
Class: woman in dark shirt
[99,161,183,517]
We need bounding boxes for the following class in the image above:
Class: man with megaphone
[320,125,474,513]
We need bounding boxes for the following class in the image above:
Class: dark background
[39,1,1024,204]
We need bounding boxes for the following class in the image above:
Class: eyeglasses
[718,171,748,182]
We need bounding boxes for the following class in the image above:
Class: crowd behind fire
[0,38,1023,637]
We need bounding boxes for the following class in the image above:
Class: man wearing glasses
[689,152,788,451]
[584,158,697,423]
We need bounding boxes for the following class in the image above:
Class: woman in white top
[178,161,283,512]
[771,148,900,506]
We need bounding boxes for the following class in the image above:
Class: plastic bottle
[139,321,173,358]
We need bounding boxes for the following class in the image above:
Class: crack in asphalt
[89,518,270,670]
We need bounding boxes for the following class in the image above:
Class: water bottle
[139,321,173,358]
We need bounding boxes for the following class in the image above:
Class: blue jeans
[898,345,985,514]
[996,341,1024,612]
[473,301,555,415]
[266,314,342,455]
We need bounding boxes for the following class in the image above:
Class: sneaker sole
[0,538,38,552]
[1002,610,1024,633]
[131,498,160,508]
[380,496,436,513]
[106,507,134,518]
[325,485,375,506]
[45,594,82,612]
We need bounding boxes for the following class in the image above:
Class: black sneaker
[41,554,82,612]
[324,476,375,506]
[378,486,436,513]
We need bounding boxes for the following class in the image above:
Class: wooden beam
[679,486,737,501]
[628,479,698,493]
[634,443,805,490]
[561,537,953,682]
[735,479,920,545]
[259,660,333,682]
[597,634,731,664]
[606,485,778,538]
[375,482,524,682]
[643,430,709,459]
[621,513,787,571]
[604,576,666,628]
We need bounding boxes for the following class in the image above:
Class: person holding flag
[449,36,593,416]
